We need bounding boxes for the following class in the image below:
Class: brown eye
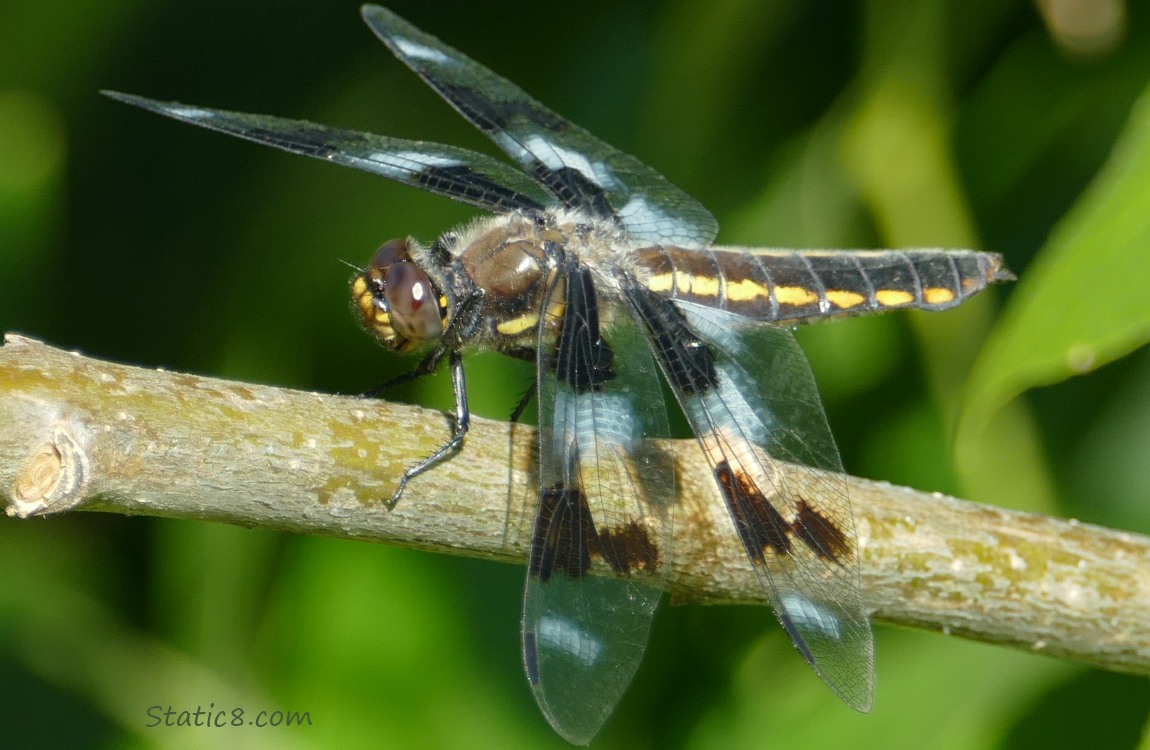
[371,238,408,270]
[385,260,443,343]
[351,237,444,352]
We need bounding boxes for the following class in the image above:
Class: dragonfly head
[351,237,448,353]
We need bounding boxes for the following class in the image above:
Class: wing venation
[102,91,553,214]
[361,4,719,247]
[627,287,875,712]
[522,263,673,744]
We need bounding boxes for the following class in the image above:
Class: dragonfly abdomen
[635,246,1013,322]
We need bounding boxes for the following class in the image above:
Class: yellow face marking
[824,289,867,309]
[725,278,771,302]
[497,313,540,336]
[923,287,956,305]
[774,285,820,306]
[875,289,915,306]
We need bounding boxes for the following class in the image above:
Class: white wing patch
[523,134,620,190]
[171,105,214,120]
[491,132,531,163]
[392,35,453,65]
[378,151,464,168]
[781,593,845,641]
[536,615,605,668]
[552,391,637,461]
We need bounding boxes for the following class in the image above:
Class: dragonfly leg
[386,350,469,508]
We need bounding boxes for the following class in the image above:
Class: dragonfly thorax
[448,210,622,354]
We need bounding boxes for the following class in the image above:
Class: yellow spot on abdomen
[824,290,866,309]
[647,271,722,298]
[875,289,915,307]
[685,275,721,298]
[923,287,956,305]
[775,285,819,306]
[726,278,771,302]
[646,272,675,294]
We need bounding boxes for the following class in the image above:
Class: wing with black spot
[522,264,673,744]
[627,289,875,712]
[361,4,719,247]
[103,91,554,214]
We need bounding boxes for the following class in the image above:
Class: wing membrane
[628,289,874,711]
[523,264,673,744]
[360,4,719,247]
[102,91,554,214]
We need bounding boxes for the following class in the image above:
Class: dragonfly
[106,5,1012,744]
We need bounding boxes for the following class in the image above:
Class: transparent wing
[627,289,874,711]
[361,5,719,247]
[102,91,554,214]
[522,265,674,744]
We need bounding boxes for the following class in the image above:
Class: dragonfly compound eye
[384,260,443,344]
[371,237,409,269]
[351,237,445,353]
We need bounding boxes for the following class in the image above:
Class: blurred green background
[3,0,1150,747]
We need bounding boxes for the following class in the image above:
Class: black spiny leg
[361,349,445,399]
[386,350,470,509]
[509,381,536,424]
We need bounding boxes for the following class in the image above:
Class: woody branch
[1,333,1147,677]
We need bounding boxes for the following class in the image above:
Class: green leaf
[959,75,1150,450]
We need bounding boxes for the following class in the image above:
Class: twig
[2,333,1147,677]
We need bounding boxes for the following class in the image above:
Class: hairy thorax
[444,209,628,354]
